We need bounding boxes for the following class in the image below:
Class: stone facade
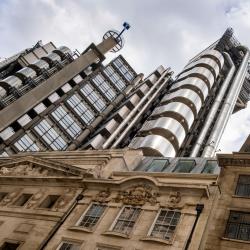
[205,152,250,250]
[0,149,219,250]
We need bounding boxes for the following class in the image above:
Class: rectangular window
[147,159,169,172]
[103,66,126,91]
[14,194,32,206]
[34,119,67,150]
[112,206,141,235]
[57,241,81,250]
[113,58,135,82]
[92,73,117,101]
[80,83,106,112]
[202,160,218,174]
[174,160,196,173]
[149,209,181,240]
[14,134,40,152]
[225,211,250,241]
[51,106,82,139]
[67,94,95,125]
[235,175,250,197]
[39,195,60,209]
[0,242,20,250]
[77,203,106,229]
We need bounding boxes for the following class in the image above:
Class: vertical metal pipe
[111,74,172,148]
[190,53,235,157]
[101,69,170,149]
[202,48,250,157]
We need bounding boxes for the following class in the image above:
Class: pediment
[0,156,93,178]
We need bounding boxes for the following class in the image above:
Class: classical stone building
[0,150,220,250]
[205,151,250,249]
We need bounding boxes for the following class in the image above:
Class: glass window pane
[202,160,218,173]
[92,73,117,101]
[235,175,250,197]
[34,119,67,150]
[112,207,141,235]
[14,134,40,152]
[51,106,82,139]
[78,204,106,229]
[150,209,181,240]
[174,160,196,173]
[80,83,106,112]
[147,159,169,172]
[67,94,95,125]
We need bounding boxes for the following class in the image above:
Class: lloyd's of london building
[0,25,250,250]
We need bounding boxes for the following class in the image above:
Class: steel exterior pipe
[112,74,172,148]
[190,52,236,157]
[202,48,250,157]
[101,69,171,149]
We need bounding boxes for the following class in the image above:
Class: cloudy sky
[0,0,250,153]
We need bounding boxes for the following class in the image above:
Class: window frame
[0,239,24,250]
[108,205,141,237]
[235,175,250,198]
[146,208,181,243]
[56,238,83,250]
[224,210,250,242]
[74,203,107,232]
[174,159,196,173]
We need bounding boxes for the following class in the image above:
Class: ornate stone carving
[166,191,182,209]
[0,164,50,177]
[114,185,159,206]
[1,191,20,206]
[93,189,111,203]
[26,190,45,208]
[54,188,77,210]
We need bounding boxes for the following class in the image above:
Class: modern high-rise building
[1,28,249,159]
[0,32,143,156]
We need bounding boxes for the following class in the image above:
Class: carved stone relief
[93,189,111,203]
[1,190,21,206]
[165,191,183,209]
[114,184,159,206]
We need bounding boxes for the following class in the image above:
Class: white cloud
[0,0,250,153]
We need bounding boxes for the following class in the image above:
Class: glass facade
[67,94,95,125]
[51,106,82,139]
[34,119,67,150]
[80,83,106,112]
[174,160,196,173]
[113,57,135,82]
[103,66,126,91]
[14,134,40,152]
[92,73,117,101]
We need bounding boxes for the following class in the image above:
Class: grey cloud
[0,0,249,153]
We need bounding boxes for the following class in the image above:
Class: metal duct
[42,52,62,65]
[130,49,224,157]
[15,67,37,80]
[0,87,7,98]
[53,46,72,58]
[177,67,215,90]
[151,102,194,131]
[130,134,176,157]
[29,59,50,72]
[160,88,202,116]
[190,53,235,157]
[202,48,250,157]
[170,77,209,102]
[0,75,23,90]
[140,117,186,150]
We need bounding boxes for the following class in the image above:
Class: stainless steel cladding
[53,46,72,57]
[29,59,50,72]
[129,49,224,157]
[170,77,209,101]
[15,67,37,80]
[0,87,7,98]
[0,75,23,90]
[140,117,186,150]
[130,134,176,157]
[42,52,62,64]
